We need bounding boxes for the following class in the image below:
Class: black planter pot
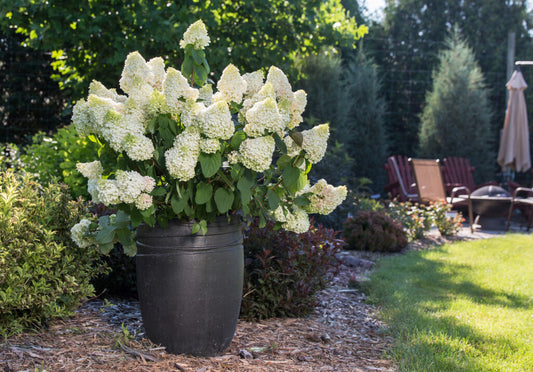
[136,215,243,356]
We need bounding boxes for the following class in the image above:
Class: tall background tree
[418,29,494,182]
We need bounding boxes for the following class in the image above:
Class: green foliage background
[1,0,367,99]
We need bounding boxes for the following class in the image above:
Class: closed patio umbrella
[497,69,531,172]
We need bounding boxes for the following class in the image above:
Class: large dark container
[136,216,243,356]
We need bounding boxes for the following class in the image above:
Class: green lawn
[366,234,533,372]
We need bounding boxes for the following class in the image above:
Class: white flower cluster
[285,123,330,164]
[165,127,201,181]
[71,219,96,248]
[76,161,103,180]
[238,136,275,172]
[216,64,247,104]
[197,101,234,140]
[179,20,210,50]
[303,179,347,215]
[78,166,155,211]
[273,206,310,234]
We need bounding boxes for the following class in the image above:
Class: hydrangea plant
[71,20,347,256]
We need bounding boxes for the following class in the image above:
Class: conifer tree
[340,51,388,191]
[296,51,388,192]
[418,29,494,182]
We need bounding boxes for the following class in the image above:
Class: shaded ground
[1,223,525,371]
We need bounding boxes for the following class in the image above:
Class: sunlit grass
[366,234,533,371]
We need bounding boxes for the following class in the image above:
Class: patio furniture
[441,157,497,195]
[470,185,512,230]
[506,187,533,231]
[383,155,417,202]
[409,158,474,233]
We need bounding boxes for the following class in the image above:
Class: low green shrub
[0,170,107,336]
[241,219,343,320]
[343,210,408,252]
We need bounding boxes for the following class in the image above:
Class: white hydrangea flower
[273,206,287,222]
[119,51,155,94]
[147,90,167,117]
[244,97,284,137]
[282,207,310,234]
[124,98,146,128]
[266,66,293,100]
[198,101,234,140]
[100,109,130,152]
[135,193,153,210]
[304,179,347,215]
[147,57,166,90]
[286,124,329,164]
[181,101,205,128]
[165,127,201,181]
[123,134,155,161]
[241,82,276,116]
[142,176,156,193]
[72,99,94,137]
[239,136,275,172]
[96,179,121,205]
[217,64,247,104]
[288,89,307,129]
[128,81,154,109]
[200,138,220,154]
[89,80,126,102]
[71,219,96,248]
[87,94,125,126]
[165,147,199,181]
[243,70,265,96]
[284,134,302,158]
[179,20,210,49]
[116,170,146,204]
[85,179,98,203]
[76,161,103,180]
[199,84,213,105]
[173,126,202,153]
[302,123,329,163]
[227,150,240,165]
[163,67,199,114]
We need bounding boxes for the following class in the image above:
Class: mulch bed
[3,232,482,372]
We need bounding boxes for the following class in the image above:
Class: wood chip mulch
[1,249,399,372]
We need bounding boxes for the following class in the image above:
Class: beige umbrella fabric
[497,69,531,172]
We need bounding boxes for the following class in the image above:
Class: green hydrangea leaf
[267,189,281,210]
[195,182,213,205]
[214,187,234,214]
[199,152,221,178]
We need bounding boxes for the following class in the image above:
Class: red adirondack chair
[383,155,418,202]
[441,157,497,195]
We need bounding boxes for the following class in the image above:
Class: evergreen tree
[418,29,494,182]
[295,50,388,193]
[295,52,354,189]
[340,51,388,192]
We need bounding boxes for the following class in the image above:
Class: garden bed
[1,227,498,371]
[0,251,394,372]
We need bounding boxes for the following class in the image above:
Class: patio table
[469,186,512,230]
